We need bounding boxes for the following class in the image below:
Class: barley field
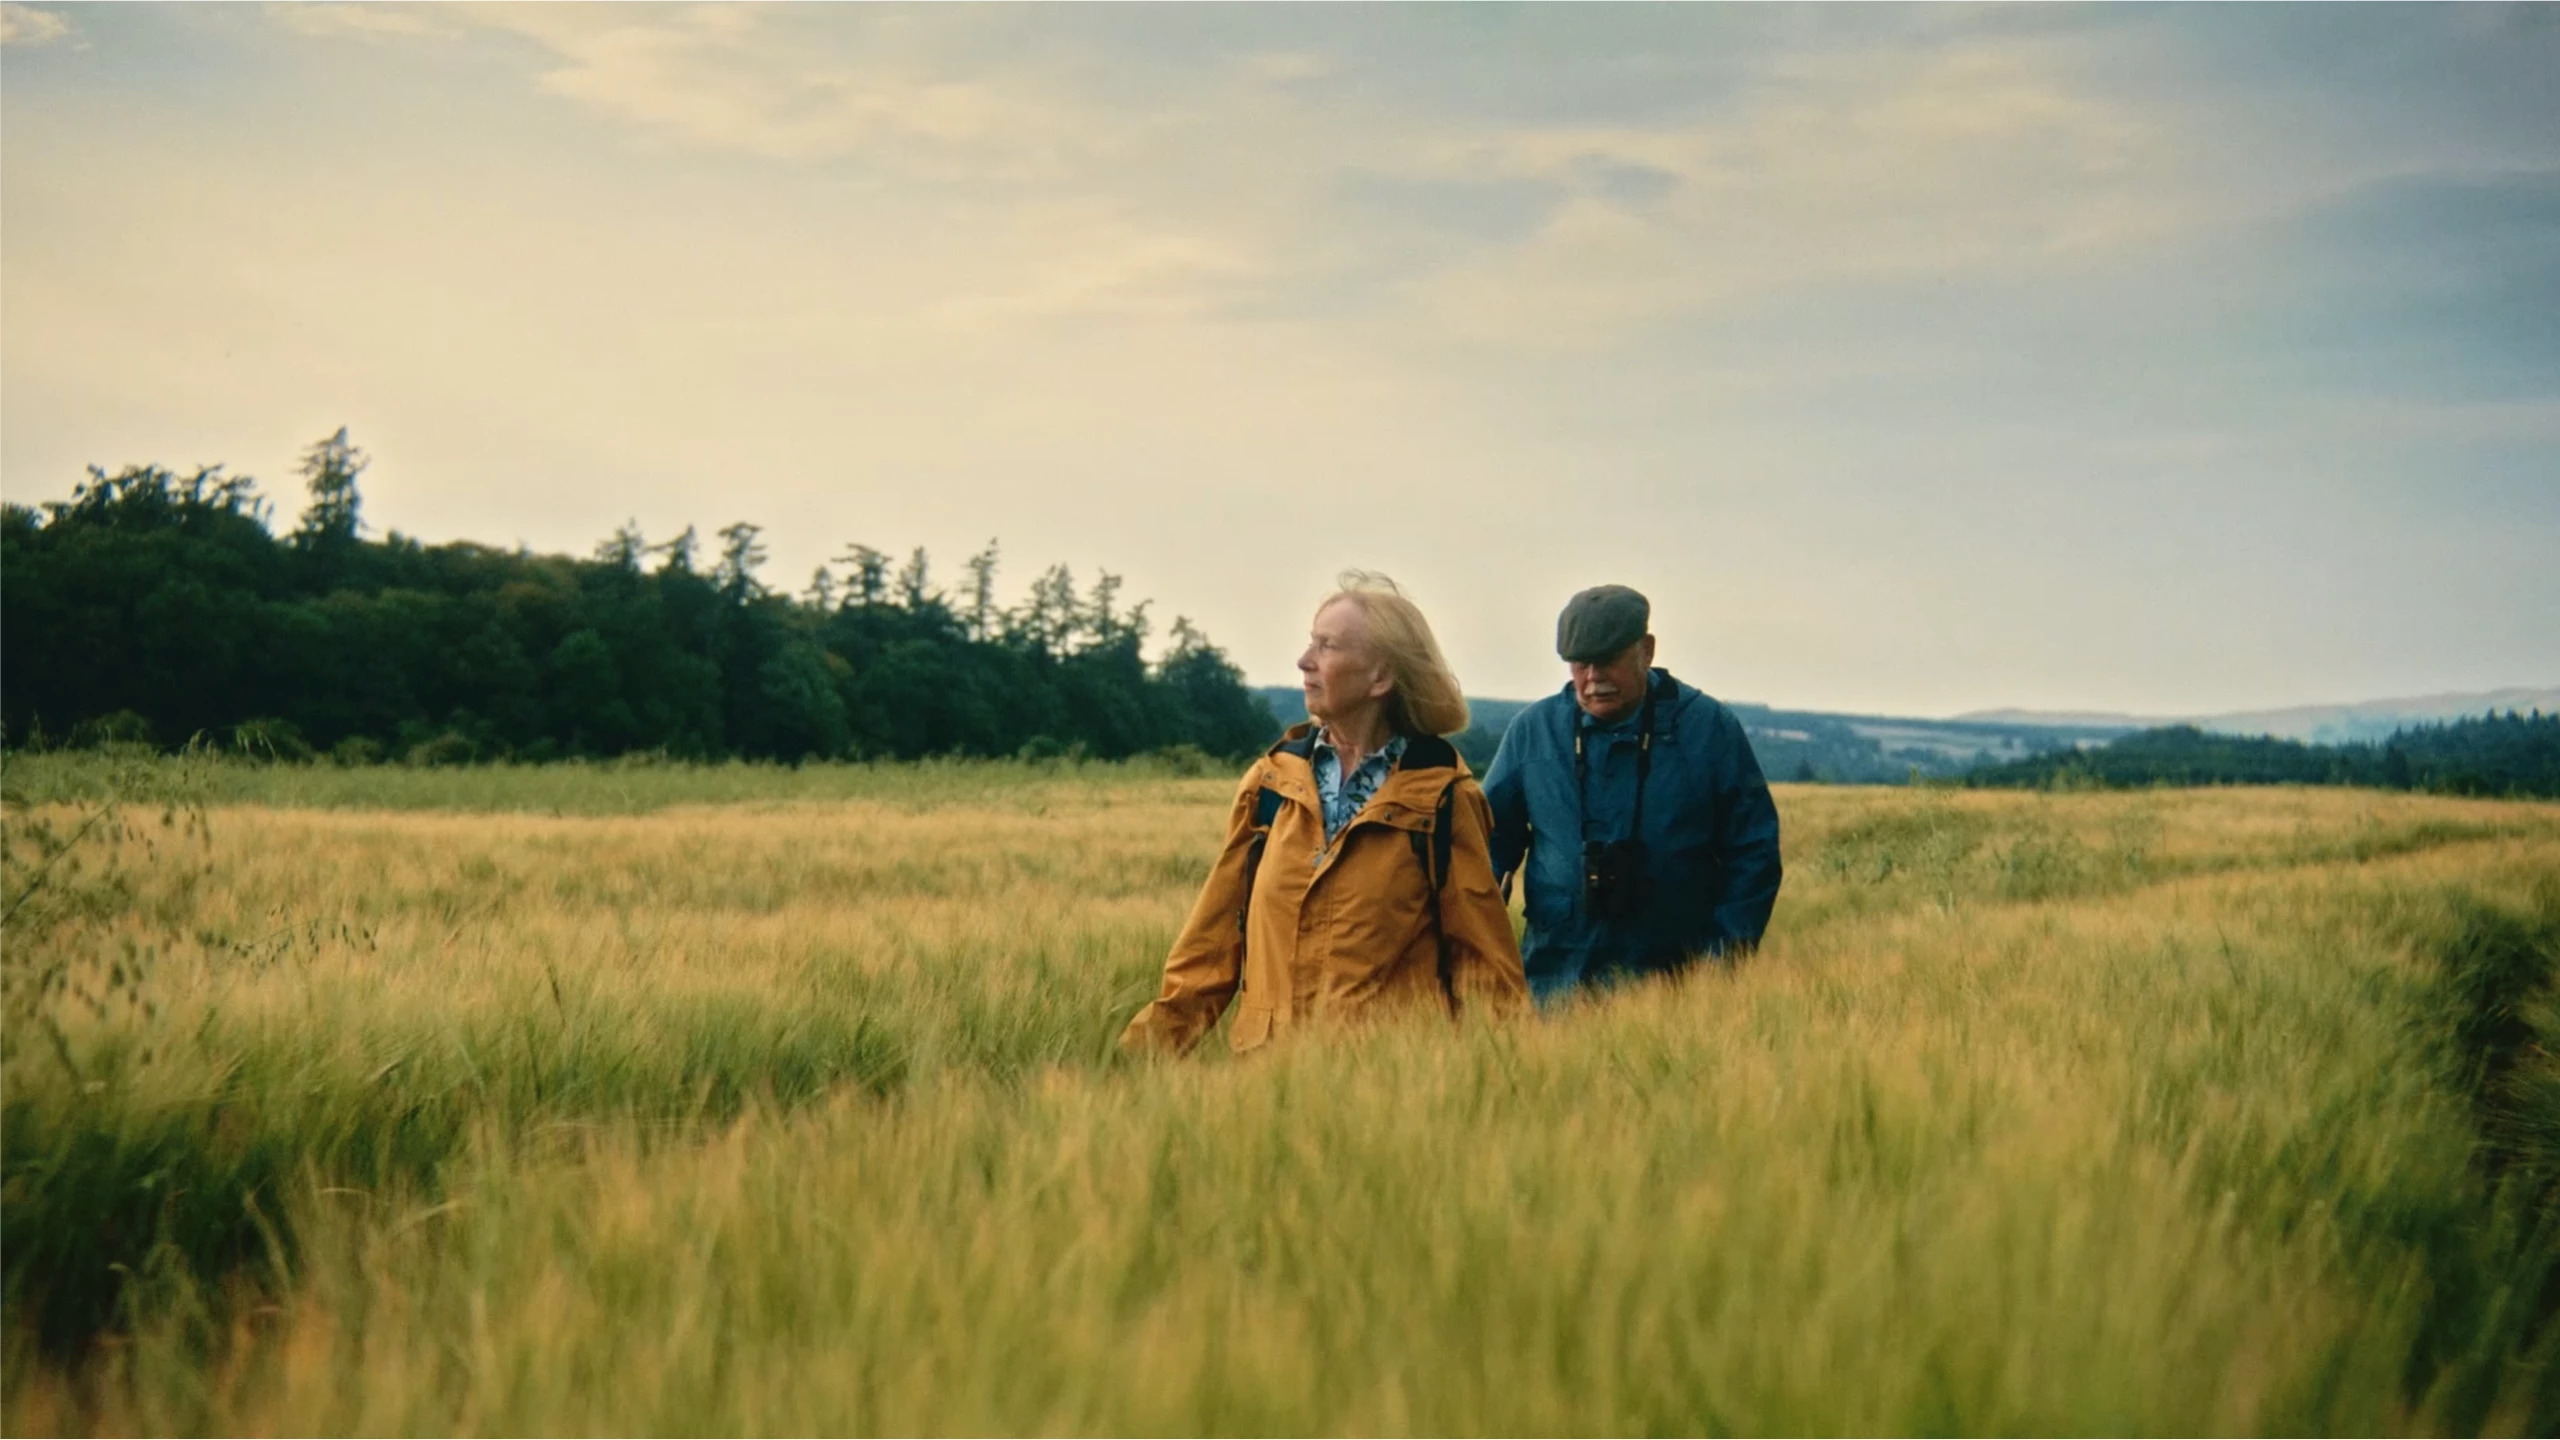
[4,753,2557,1435]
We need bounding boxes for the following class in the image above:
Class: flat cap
[1557,585,1651,662]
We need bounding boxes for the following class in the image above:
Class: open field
[5,756,2558,1434]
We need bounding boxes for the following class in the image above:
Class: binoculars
[1581,837,1649,922]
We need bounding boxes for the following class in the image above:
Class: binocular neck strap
[1573,678,1661,837]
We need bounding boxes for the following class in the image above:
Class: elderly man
[1482,585,1784,1005]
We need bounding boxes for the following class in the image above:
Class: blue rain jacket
[1482,670,1783,1005]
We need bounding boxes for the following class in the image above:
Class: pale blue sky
[5,3,2554,714]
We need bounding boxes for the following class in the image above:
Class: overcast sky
[5,3,2554,715]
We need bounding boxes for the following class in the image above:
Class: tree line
[1,430,1281,765]
[1964,713,2560,799]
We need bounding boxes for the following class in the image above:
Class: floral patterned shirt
[1311,729,1407,848]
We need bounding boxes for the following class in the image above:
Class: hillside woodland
[1,432,1279,766]
[12,429,2546,802]
[1969,716,2560,799]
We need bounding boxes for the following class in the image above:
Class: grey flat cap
[1557,585,1651,662]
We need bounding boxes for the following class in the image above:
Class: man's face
[1570,635,1656,724]
[1298,598,1391,725]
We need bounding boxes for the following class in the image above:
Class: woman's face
[1298,598,1391,725]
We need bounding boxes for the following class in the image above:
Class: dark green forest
[12,427,2549,796]
[1,431,1280,765]
[1966,714,2560,798]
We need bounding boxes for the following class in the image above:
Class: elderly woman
[1120,572,1529,1056]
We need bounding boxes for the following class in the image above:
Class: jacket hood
[1268,722,1470,806]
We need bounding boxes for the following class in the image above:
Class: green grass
[0,747,1232,817]
[4,765,2557,1433]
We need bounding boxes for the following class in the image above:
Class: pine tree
[714,522,768,602]
[654,525,699,575]
[836,545,890,607]
[896,546,933,610]
[963,539,1000,641]
[594,520,647,572]
[291,427,366,549]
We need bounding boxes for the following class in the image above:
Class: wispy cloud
[1241,50,1337,86]
[1391,44,2177,343]
[450,5,1108,180]
[0,2,69,47]
[9,4,2554,711]
[252,7,2189,348]
[926,215,1266,329]
[263,4,451,43]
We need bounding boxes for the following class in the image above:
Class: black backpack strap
[1234,782,1287,992]
[1240,730,1317,920]
[1238,783,1286,925]
[1399,733,1457,771]
[1432,779,1456,899]
[1379,734,1464,1009]
[1406,776,1460,1008]
[1252,783,1288,830]
[1235,732,1315,992]
[1403,779,1457,892]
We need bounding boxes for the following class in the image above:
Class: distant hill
[1257,682,2557,786]
[1960,687,2560,746]
[1254,686,2127,783]
[1734,705,2129,784]
[1967,713,2560,798]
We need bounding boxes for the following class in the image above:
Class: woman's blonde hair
[1321,570,1471,738]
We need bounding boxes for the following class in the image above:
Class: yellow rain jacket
[1120,725,1529,1056]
